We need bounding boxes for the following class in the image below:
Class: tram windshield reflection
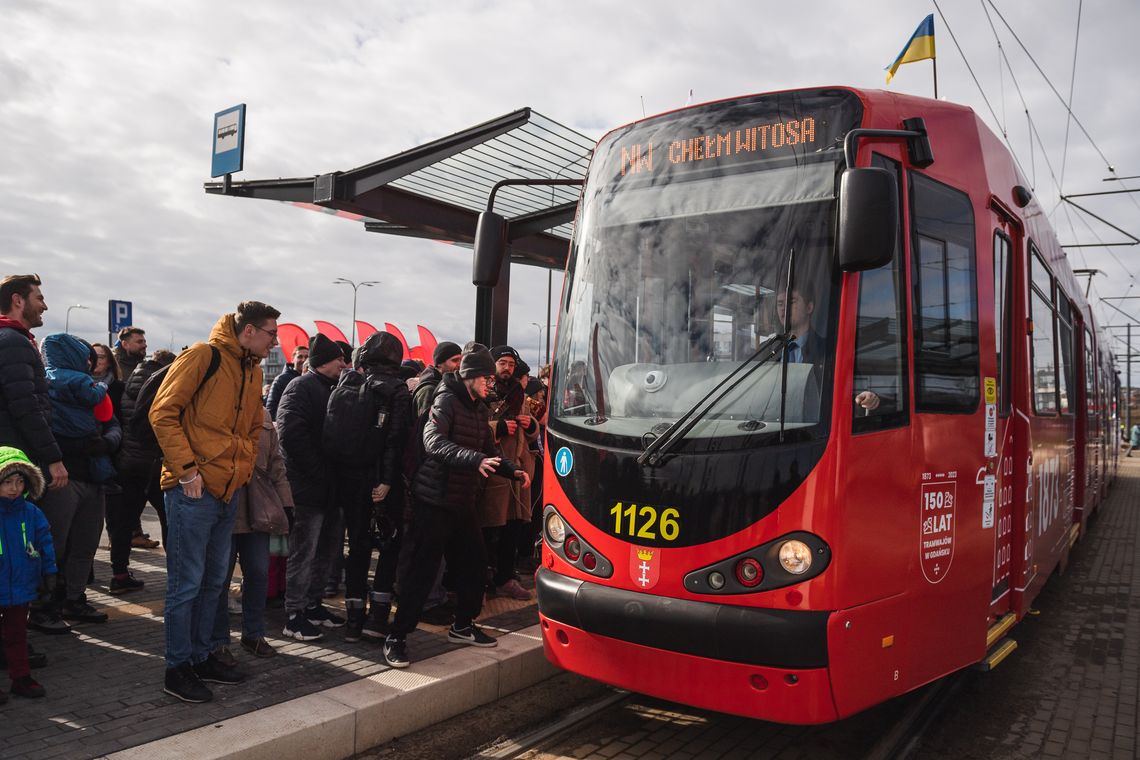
[551,157,841,450]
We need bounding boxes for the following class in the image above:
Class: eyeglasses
[254,325,279,340]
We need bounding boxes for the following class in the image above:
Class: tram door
[988,220,1018,622]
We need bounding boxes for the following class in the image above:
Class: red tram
[530,87,1120,723]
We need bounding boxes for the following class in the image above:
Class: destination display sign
[596,88,863,183]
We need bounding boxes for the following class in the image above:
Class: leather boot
[362,595,391,640]
[344,598,366,643]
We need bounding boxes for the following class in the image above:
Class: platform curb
[102,625,556,760]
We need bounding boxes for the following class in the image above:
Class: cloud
[2,0,1138,363]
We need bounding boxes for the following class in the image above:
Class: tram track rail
[471,669,965,759]
[864,672,967,760]
[472,689,631,759]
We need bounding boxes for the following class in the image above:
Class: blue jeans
[210,531,270,647]
[163,485,238,669]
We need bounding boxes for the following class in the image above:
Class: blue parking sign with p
[109,300,132,333]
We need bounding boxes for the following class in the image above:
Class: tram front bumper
[536,567,839,724]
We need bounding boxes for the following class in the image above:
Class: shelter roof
[204,108,596,269]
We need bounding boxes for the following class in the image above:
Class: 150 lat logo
[609,502,680,542]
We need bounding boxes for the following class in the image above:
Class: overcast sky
[3,0,1138,368]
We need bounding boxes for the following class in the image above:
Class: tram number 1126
[610,502,681,542]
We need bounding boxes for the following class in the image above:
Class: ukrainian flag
[885,14,936,84]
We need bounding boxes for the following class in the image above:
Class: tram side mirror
[837,168,898,272]
[473,211,507,287]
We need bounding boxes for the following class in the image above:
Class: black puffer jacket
[115,356,174,476]
[56,417,122,484]
[0,324,61,469]
[412,372,518,511]
[266,365,299,421]
[277,370,336,507]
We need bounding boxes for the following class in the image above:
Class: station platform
[0,521,550,760]
[3,456,1138,760]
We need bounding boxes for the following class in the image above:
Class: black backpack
[323,369,399,469]
[128,345,221,456]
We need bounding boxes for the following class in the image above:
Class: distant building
[262,345,286,383]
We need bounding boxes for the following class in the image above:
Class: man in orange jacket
[150,301,279,703]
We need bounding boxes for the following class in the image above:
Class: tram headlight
[778,540,813,575]
[545,512,566,546]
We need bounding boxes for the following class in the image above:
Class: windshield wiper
[637,332,791,467]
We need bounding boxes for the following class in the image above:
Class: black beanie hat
[432,341,462,366]
[490,345,521,363]
[458,347,496,379]
[308,334,342,369]
[335,340,353,363]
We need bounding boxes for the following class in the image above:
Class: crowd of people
[0,273,549,705]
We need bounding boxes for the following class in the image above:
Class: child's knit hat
[0,447,46,500]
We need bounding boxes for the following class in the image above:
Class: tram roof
[203,108,596,270]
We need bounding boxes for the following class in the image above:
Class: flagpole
[932,58,938,99]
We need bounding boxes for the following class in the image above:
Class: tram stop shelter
[203,108,596,346]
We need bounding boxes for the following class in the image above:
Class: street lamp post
[332,278,380,347]
[65,304,89,334]
[531,322,544,369]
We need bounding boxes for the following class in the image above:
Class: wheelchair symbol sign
[555,447,574,477]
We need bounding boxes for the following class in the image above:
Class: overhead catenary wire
[983,0,1140,221]
[931,1,1032,186]
[1057,0,1083,195]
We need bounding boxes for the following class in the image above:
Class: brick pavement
[0,519,539,760]
[919,455,1140,759]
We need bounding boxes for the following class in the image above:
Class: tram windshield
[550,89,862,451]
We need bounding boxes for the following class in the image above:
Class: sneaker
[382,635,409,668]
[164,663,213,703]
[109,573,145,595]
[323,581,340,598]
[283,613,324,641]
[193,653,244,685]
[495,579,533,601]
[210,646,238,669]
[227,593,242,615]
[132,534,160,549]
[240,637,277,658]
[362,603,391,639]
[447,624,497,648]
[28,610,71,635]
[305,604,345,628]
[11,675,46,698]
[61,599,108,623]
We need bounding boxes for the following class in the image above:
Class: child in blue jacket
[0,446,57,701]
[42,333,116,483]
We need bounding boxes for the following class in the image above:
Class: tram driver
[774,284,881,413]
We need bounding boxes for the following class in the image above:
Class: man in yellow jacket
[150,301,279,703]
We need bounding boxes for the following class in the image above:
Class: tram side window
[1030,246,1058,415]
[853,154,907,433]
[1056,297,1075,415]
[1085,333,1097,433]
[994,232,1013,416]
[910,172,979,413]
